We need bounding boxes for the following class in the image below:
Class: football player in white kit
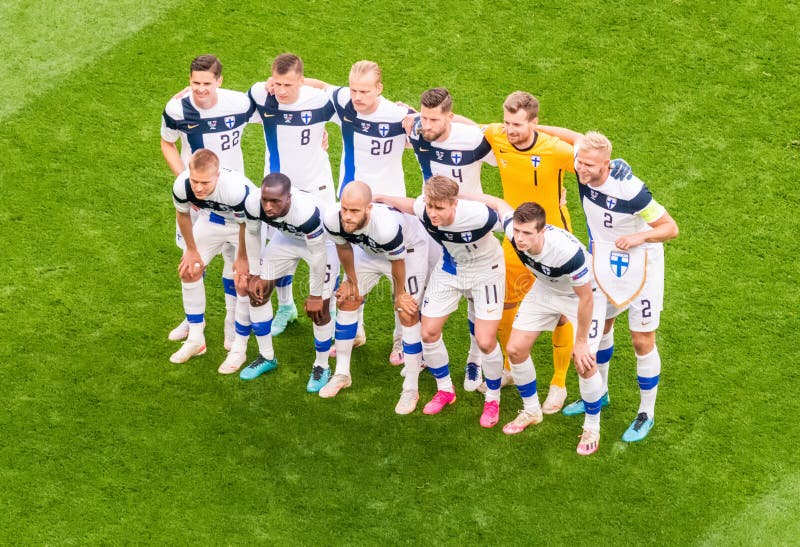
[570,132,679,442]
[161,54,255,351]
[408,87,497,392]
[538,129,679,442]
[376,176,507,428]
[239,173,339,391]
[304,60,415,354]
[320,182,430,414]
[169,150,258,370]
[248,53,338,336]
[470,196,608,455]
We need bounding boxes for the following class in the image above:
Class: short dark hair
[513,202,546,230]
[272,53,304,76]
[190,54,222,78]
[262,172,292,194]
[420,88,452,113]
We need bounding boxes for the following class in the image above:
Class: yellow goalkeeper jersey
[483,123,574,230]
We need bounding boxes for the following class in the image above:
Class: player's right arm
[372,195,416,215]
[161,139,184,175]
[536,124,582,145]
[458,192,514,219]
[571,281,596,374]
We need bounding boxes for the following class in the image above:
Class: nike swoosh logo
[343,116,352,122]
[187,124,199,129]
[419,148,429,152]
[263,113,276,118]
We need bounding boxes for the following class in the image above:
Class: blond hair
[189,149,219,173]
[503,91,539,120]
[424,175,459,203]
[578,131,613,158]
[349,60,382,84]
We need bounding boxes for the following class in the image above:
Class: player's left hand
[264,77,275,95]
[610,159,632,180]
[615,233,646,251]
[572,341,596,375]
[560,187,568,208]
[335,278,362,307]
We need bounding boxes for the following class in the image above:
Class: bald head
[339,181,373,234]
[340,180,372,207]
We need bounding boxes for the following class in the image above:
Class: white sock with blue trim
[181,279,205,342]
[231,295,251,354]
[333,309,359,377]
[312,320,334,368]
[250,303,274,360]
[511,357,540,412]
[422,337,452,392]
[276,275,294,307]
[401,323,422,391]
[636,346,661,417]
[482,344,503,402]
[579,372,605,432]
[596,328,615,393]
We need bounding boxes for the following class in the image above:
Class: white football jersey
[172,167,256,223]
[413,196,503,274]
[505,220,593,296]
[161,88,254,173]
[324,203,424,261]
[328,87,412,197]
[248,84,337,202]
[408,120,495,194]
[244,189,328,295]
[577,173,667,251]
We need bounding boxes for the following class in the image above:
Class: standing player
[376,176,506,428]
[407,87,496,391]
[170,149,258,370]
[320,182,429,414]
[161,54,255,350]
[472,196,608,455]
[240,173,338,391]
[248,53,338,336]
[565,131,679,442]
[481,91,578,413]
[305,60,415,351]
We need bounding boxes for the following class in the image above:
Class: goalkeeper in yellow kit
[482,91,576,413]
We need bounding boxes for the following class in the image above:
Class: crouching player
[320,181,429,414]
[475,194,607,454]
[170,149,258,369]
[238,173,338,390]
[377,176,506,427]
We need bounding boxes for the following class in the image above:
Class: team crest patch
[283,113,293,123]
[590,190,599,200]
[207,120,217,129]
[593,241,647,308]
[606,197,617,209]
[361,122,371,132]
[461,231,473,242]
[436,151,444,161]
[378,123,389,137]
[224,116,235,129]
[451,151,462,165]
[531,155,541,167]
[444,232,454,240]
[610,251,629,277]
[300,111,312,125]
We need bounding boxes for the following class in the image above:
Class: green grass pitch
[1,0,798,543]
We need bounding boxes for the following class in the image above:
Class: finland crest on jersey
[592,241,647,308]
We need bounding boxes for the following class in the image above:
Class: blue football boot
[239,355,278,381]
[307,366,331,393]
[622,412,654,442]
[562,392,610,416]
[271,304,298,336]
